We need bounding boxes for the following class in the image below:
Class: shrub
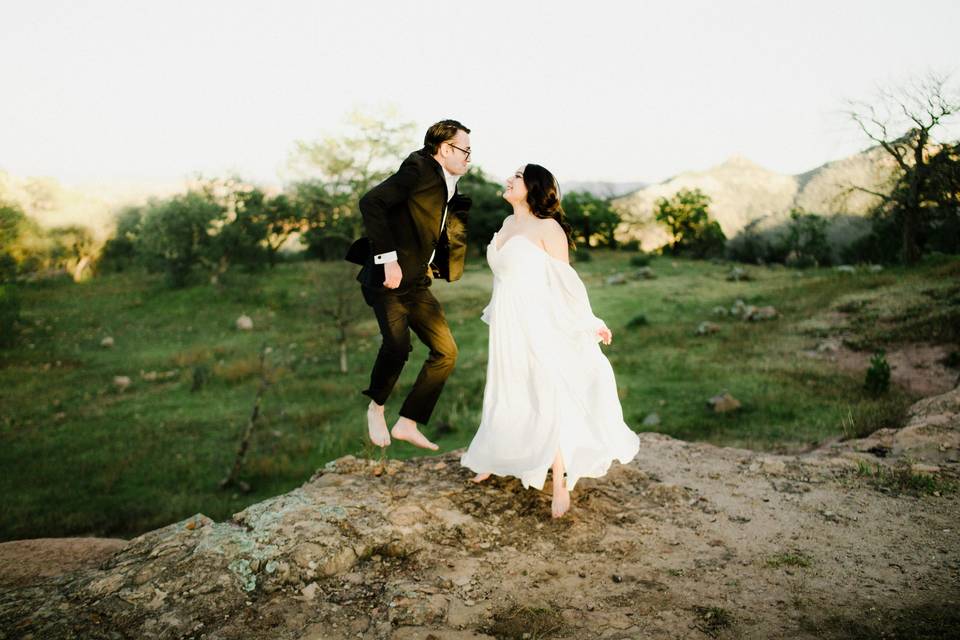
[864,350,891,396]
[840,397,909,440]
[626,313,648,328]
[840,215,902,265]
[0,252,16,282]
[726,219,769,264]
[630,253,651,267]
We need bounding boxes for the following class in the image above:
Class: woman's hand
[597,326,612,345]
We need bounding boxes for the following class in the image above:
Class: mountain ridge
[611,146,898,251]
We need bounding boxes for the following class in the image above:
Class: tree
[654,188,726,258]
[261,193,301,266]
[562,191,621,248]
[312,262,365,373]
[45,225,96,281]
[848,74,960,263]
[291,180,354,260]
[138,191,225,287]
[288,108,416,257]
[99,206,145,272]
[912,140,960,254]
[458,169,510,255]
[0,199,28,276]
[782,207,831,268]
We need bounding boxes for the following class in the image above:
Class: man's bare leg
[551,450,570,518]
[390,416,439,451]
[471,473,491,483]
[367,401,391,447]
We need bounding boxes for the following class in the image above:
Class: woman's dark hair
[522,164,575,249]
[424,119,470,155]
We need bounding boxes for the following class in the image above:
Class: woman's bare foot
[367,401,390,447]
[551,473,571,518]
[471,472,491,483]
[390,417,439,451]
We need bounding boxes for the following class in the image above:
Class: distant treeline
[2,91,958,294]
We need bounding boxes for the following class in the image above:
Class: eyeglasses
[446,142,471,160]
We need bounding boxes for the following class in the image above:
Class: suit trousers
[360,277,458,425]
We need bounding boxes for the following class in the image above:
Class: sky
[2,0,959,189]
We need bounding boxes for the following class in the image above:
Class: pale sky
[2,0,959,189]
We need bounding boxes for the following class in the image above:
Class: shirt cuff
[374,251,398,264]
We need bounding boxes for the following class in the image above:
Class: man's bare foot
[551,474,571,518]
[471,473,491,483]
[367,401,390,447]
[390,417,439,451]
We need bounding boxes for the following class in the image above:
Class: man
[348,119,472,450]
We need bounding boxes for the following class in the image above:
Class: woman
[460,164,640,518]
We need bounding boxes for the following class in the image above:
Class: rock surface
[2,389,959,639]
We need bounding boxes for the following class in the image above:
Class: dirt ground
[800,337,957,398]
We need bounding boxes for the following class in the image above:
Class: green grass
[855,460,957,496]
[1,253,956,540]
[765,551,813,569]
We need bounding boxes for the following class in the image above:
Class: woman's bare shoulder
[536,216,566,239]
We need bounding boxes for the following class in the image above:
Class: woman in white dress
[460,164,640,518]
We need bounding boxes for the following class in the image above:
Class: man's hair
[424,119,470,155]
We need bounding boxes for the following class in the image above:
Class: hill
[612,147,898,252]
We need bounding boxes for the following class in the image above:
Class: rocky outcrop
[2,388,959,639]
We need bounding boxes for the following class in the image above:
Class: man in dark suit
[350,119,472,450]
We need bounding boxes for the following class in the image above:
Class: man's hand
[597,326,612,345]
[384,261,403,289]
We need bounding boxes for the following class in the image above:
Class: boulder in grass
[605,273,628,286]
[632,267,657,280]
[141,370,179,382]
[113,376,132,392]
[100,336,115,348]
[236,315,254,331]
[727,267,752,282]
[835,265,857,274]
[696,321,721,335]
[642,412,661,427]
[745,306,778,321]
[707,391,741,413]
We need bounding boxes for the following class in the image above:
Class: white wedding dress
[460,231,640,491]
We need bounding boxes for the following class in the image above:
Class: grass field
[2,251,957,541]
